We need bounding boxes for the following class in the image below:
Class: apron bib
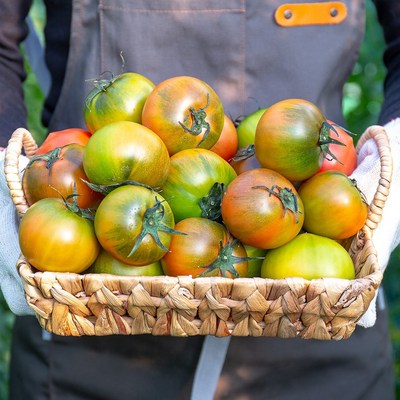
[49,0,364,132]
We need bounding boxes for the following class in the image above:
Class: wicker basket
[4,125,392,340]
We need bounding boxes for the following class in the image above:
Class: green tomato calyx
[319,121,347,164]
[51,183,95,221]
[83,179,159,195]
[84,71,118,110]
[199,182,225,221]
[231,144,255,162]
[252,184,302,223]
[199,238,263,278]
[178,94,211,146]
[128,197,186,257]
[26,147,62,171]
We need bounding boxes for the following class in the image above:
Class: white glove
[352,119,400,327]
[0,150,33,315]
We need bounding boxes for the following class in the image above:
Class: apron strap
[191,336,231,400]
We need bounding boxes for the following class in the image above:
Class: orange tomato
[209,115,238,161]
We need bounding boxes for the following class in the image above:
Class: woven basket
[4,125,392,340]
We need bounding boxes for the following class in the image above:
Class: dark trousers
[9,307,395,400]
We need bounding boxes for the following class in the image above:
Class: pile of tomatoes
[18,72,366,281]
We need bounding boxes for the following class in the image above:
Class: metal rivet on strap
[330,7,338,17]
[284,9,293,19]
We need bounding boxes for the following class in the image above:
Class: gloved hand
[351,118,400,327]
[0,149,33,315]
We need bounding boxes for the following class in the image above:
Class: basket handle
[355,125,393,239]
[4,128,38,219]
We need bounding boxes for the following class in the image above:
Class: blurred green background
[1,0,399,398]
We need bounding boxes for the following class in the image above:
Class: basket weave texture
[4,125,392,340]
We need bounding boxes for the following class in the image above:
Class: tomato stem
[25,147,61,171]
[231,144,255,162]
[252,184,302,223]
[178,94,211,146]
[82,179,159,195]
[199,238,263,278]
[51,183,95,221]
[199,182,225,221]
[350,178,368,204]
[127,197,186,257]
[319,121,347,164]
[84,71,118,110]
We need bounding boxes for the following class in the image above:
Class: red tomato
[161,217,248,278]
[22,144,103,209]
[209,115,238,161]
[297,170,368,240]
[142,76,224,156]
[19,197,100,273]
[261,233,355,280]
[318,121,357,175]
[221,168,304,249]
[35,128,91,155]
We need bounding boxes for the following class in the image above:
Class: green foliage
[343,1,386,134]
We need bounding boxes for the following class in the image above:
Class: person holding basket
[1,1,400,399]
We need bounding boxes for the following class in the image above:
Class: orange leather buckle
[275,2,347,27]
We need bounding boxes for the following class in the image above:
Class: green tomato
[261,233,355,280]
[236,108,267,149]
[84,72,155,133]
[244,245,268,278]
[161,148,237,223]
[87,249,163,276]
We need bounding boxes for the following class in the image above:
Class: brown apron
[10,1,395,399]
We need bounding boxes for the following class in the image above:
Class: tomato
[142,76,224,156]
[318,121,357,175]
[94,185,178,266]
[83,121,170,188]
[297,170,368,240]
[87,249,163,276]
[209,115,238,161]
[19,198,100,273]
[161,217,248,278]
[244,245,268,278]
[22,144,103,209]
[229,145,261,175]
[261,233,355,280]
[83,72,155,133]
[161,148,237,223]
[221,168,304,249]
[255,99,342,181]
[236,107,267,149]
[35,128,92,154]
